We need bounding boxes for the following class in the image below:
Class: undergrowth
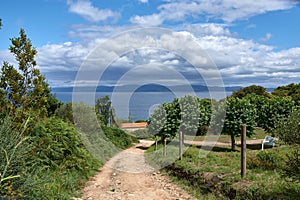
[0,116,136,199]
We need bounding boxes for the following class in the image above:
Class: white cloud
[4,25,297,88]
[138,0,148,3]
[67,0,119,22]
[130,14,164,27]
[130,0,297,26]
[260,33,272,42]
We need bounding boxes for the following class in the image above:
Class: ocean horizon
[54,91,232,121]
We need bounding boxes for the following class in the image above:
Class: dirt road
[78,140,196,200]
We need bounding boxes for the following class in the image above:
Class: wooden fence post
[241,124,247,178]
[179,131,183,160]
[164,138,167,157]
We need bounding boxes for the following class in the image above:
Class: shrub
[28,117,99,173]
[282,147,300,181]
[248,151,282,170]
[274,109,300,145]
[274,109,300,181]
[131,128,153,139]
[101,125,137,149]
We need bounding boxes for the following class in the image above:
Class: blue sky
[1,0,300,88]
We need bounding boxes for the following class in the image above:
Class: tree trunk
[231,134,236,151]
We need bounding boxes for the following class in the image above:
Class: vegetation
[231,85,271,98]
[0,28,136,199]
[0,29,57,120]
[274,109,300,181]
[148,95,213,140]
[131,128,154,139]
[146,142,300,199]
[146,84,299,199]
[219,97,257,151]
[94,95,119,126]
[1,20,300,199]
[272,82,300,105]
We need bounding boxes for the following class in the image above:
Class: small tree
[222,97,257,151]
[178,95,199,136]
[95,95,112,126]
[148,99,181,140]
[260,96,294,133]
[0,29,51,119]
[197,98,214,135]
[244,94,269,127]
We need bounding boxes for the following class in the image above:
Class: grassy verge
[145,140,300,199]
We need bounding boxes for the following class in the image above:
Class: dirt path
[77,140,197,200]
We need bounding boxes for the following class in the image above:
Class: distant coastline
[52,84,252,93]
[52,84,275,94]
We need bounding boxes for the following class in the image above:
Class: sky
[1,0,300,89]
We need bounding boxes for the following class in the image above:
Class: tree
[148,104,167,138]
[220,97,257,151]
[148,98,181,140]
[260,96,294,133]
[231,85,271,99]
[197,98,215,135]
[148,95,213,140]
[272,83,300,106]
[274,109,300,181]
[0,19,8,119]
[95,95,112,126]
[0,29,51,119]
[244,94,269,127]
[178,95,199,135]
[274,109,300,145]
[55,102,74,123]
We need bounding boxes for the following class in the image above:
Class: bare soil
[76,138,265,200]
[76,140,197,200]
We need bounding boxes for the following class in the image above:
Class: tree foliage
[231,85,271,99]
[0,29,53,119]
[273,109,300,181]
[95,95,112,126]
[272,83,300,105]
[259,96,294,133]
[148,95,213,140]
[55,102,74,123]
[274,109,300,145]
[220,97,257,151]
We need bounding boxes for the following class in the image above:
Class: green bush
[282,146,300,181]
[274,109,300,181]
[0,116,101,199]
[101,125,137,149]
[248,151,282,170]
[131,128,154,139]
[28,117,100,174]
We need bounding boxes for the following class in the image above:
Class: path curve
[77,140,196,200]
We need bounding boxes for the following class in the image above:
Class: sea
[54,91,232,121]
